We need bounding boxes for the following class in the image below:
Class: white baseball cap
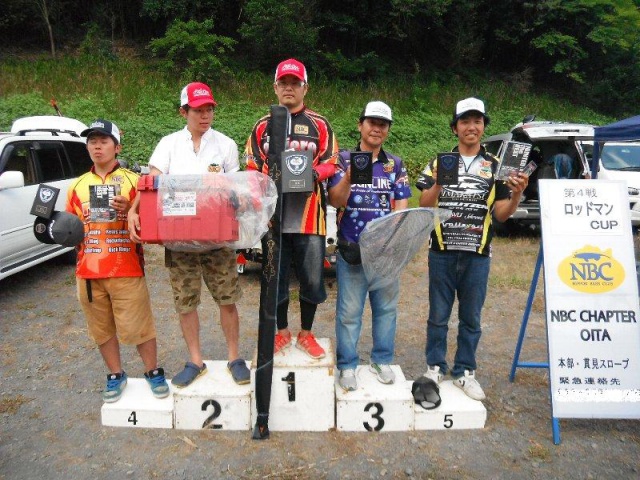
[451,97,490,126]
[360,101,393,123]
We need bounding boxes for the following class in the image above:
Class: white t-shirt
[149,127,239,174]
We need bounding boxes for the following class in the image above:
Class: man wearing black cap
[66,119,169,403]
[328,101,411,391]
[415,98,528,403]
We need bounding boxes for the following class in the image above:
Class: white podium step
[174,360,252,430]
[251,337,335,431]
[409,380,487,430]
[336,365,413,432]
[101,378,175,429]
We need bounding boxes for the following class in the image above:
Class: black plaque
[436,152,460,185]
[281,150,313,193]
[350,151,373,184]
[30,184,60,219]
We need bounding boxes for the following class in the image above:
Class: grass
[0,55,616,176]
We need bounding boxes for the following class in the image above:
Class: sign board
[539,179,640,418]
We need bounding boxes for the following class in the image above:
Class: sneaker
[453,370,486,400]
[227,358,250,385]
[144,367,170,399]
[295,332,326,359]
[369,363,395,384]
[103,371,128,403]
[274,331,292,354]
[423,365,443,384]
[339,368,357,391]
[172,361,207,388]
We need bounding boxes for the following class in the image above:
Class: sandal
[171,361,207,388]
[412,376,442,410]
[227,358,250,385]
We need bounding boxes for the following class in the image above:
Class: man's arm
[492,172,528,222]
[328,167,351,208]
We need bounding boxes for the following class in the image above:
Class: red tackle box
[137,175,239,244]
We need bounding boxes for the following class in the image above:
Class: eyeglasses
[275,80,306,89]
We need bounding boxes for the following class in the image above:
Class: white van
[587,142,640,226]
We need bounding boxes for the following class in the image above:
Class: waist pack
[337,238,362,266]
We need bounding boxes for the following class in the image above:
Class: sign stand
[508,243,561,444]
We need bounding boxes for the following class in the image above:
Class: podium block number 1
[282,372,296,401]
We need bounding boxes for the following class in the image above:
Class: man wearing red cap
[245,59,339,359]
[129,82,250,387]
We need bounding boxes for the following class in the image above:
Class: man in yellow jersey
[66,119,169,403]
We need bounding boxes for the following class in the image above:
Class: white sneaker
[369,363,395,384]
[453,370,486,400]
[423,365,443,384]
[339,368,358,391]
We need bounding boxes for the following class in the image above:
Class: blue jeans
[426,250,490,378]
[335,253,399,370]
[275,233,327,305]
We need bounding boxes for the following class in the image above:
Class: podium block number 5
[363,402,385,432]
[201,400,223,429]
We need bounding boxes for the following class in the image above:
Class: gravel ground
[1,238,639,480]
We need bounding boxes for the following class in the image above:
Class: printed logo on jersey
[383,159,395,173]
[558,245,624,293]
[294,125,309,135]
[478,166,492,179]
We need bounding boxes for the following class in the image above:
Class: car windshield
[601,144,640,171]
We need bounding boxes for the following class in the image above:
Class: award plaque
[350,151,373,184]
[436,152,460,185]
[30,184,60,219]
[282,149,313,193]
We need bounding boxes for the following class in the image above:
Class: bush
[148,19,236,83]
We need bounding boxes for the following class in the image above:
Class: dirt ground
[1,236,639,480]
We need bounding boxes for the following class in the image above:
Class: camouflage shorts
[166,248,242,314]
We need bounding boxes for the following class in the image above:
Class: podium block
[101,378,174,429]
[336,365,413,432]
[409,380,487,430]
[252,338,335,431]
[174,360,252,430]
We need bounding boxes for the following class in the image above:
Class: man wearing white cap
[128,82,250,387]
[245,59,339,359]
[328,101,411,391]
[415,97,528,403]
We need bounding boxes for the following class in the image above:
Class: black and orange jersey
[245,106,339,235]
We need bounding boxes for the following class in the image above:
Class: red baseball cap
[180,82,217,108]
[274,59,307,83]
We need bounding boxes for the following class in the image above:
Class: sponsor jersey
[415,146,510,256]
[328,147,412,243]
[244,106,339,235]
[66,165,144,279]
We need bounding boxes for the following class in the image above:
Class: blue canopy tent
[592,115,640,177]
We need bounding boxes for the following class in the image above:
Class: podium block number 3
[363,402,385,432]
[201,400,223,429]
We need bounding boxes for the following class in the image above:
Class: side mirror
[0,171,25,190]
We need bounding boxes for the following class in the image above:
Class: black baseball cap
[33,211,84,247]
[81,119,121,144]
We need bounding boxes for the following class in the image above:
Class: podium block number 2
[363,402,385,432]
[201,400,223,429]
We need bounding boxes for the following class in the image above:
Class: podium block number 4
[364,402,385,432]
[201,400,223,429]
[128,411,138,426]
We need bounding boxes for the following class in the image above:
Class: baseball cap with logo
[450,97,490,126]
[180,82,217,108]
[274,59,308,83]
[360,101,393,124]
[33,211,84,247]
[81,119,121,144]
